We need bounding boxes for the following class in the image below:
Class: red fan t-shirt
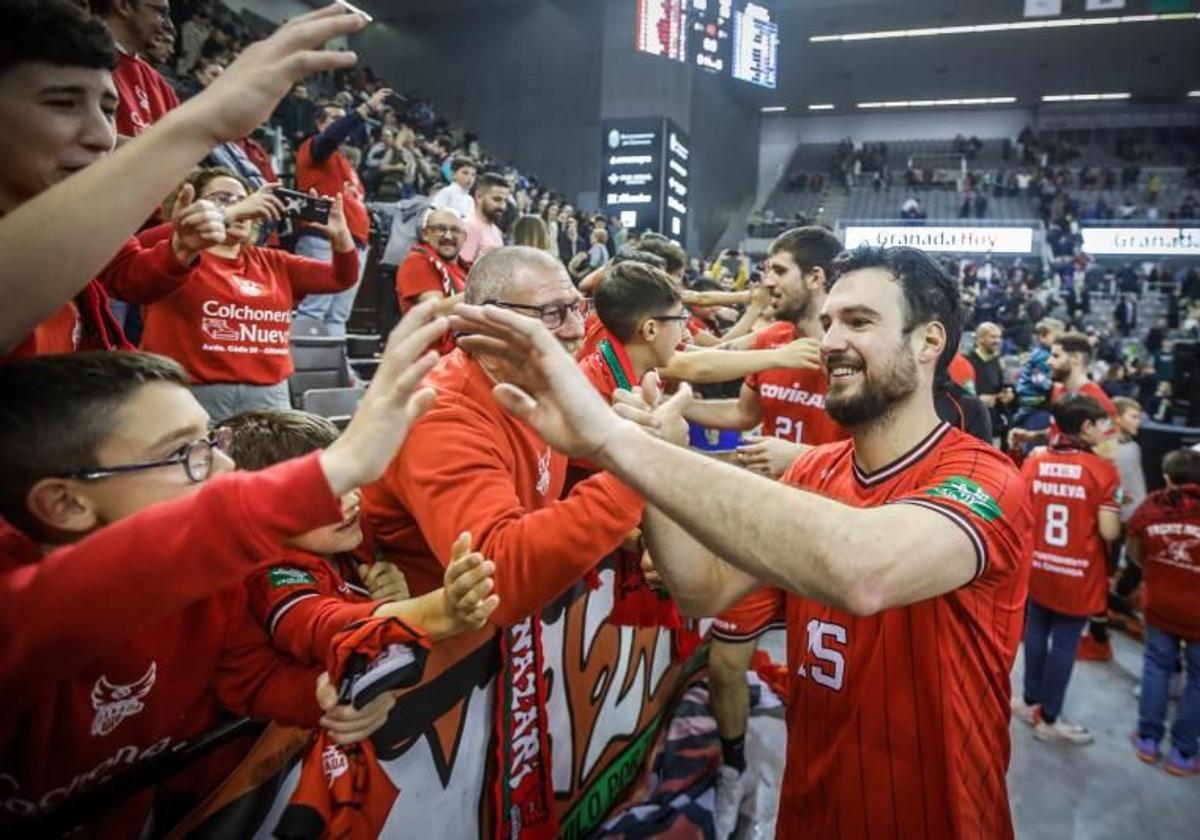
[112,50,179,137]
[1128,485,1200,640]
[744,321,847,446]
[778,422,1031,838]
[1022,443,1121,617]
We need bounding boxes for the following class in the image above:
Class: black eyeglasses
[484,298,591,329]
[55,428,233,484]
[424,224,465,238]
[650,313,690,326]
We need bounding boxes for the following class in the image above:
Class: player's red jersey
[1128,484,1200,640]
[778,422,1031,838]
[1050,380,1117,418]
[1022,443,1121,617]
[745,321,847,446]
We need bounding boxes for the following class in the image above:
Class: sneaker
[1164,749,1200,777]
[1011,696,1041,726]
[1077,636,1113,662]
[1130,733,1160,764]
[1034,718,1094,744]
[713,765,745,840]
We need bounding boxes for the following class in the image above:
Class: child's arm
[373,532,499,640]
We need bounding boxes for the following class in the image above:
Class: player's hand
[170,183,225,265]
[319,299,446,495]
[442,532,499,631]
[611,371,692,447]
[359,561,410,601]
[309,192,354,252]
[736,434,809,479]
[451,303,623,459]
[772,338,822,371]
[749,284,771,310]
[315,671,396,745]
[188,5,367,146]
[223,183,285,225]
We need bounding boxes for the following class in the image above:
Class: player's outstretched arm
[682,384,762,430]
[454,304,982,616]
[0,4,366,353]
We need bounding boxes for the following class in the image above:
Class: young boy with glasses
[0,303,446,835]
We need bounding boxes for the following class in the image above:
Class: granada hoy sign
[843,225,1035,254]
[1080,227,1200,256]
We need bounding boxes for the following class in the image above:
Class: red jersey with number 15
[778,422,1031,839]
[745,321,847,446]
[1022,443,1121,617]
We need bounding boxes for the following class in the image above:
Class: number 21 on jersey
[797,619,847,691]
[774,416,805,444]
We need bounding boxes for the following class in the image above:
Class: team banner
[172,558,701,838]
[1080,227,1200,256]
[842,225,1035,254]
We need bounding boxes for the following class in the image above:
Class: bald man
[968,322,1004,409]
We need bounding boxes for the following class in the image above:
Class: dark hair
[594,261,681,343]
[1,0,115,77]
[1163,448,1200,486]
[637,236,687,276]
[224,409,338,471]
[1050,394,1110,437]
[1054,331,1093,361]
[769,226,842,287]
[830,245,964,376]
[610,250,667,271]
[689,277,722,293]
[0,351,189,529]
[472,171,509,196]
[450,156,476,174]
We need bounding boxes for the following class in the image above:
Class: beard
[772,286,811,324]
[825,343,920,428]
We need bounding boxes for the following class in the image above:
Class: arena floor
[759,630,1200,839]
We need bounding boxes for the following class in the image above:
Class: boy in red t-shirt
[1014,394,1122,744]
[0,302,448,835]
[1128,448,1200,775]
[225,408,499,667]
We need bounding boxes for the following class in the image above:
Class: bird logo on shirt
[90,661,157,737]
[230,275,267,298]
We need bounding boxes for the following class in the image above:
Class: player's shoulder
[935,425,1019,476]
[754,320,795,350]
[781,438,854,487]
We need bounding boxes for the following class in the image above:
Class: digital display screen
[600,118,690,247]
[635,0,777,89]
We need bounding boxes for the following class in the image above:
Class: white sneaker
[1010,696,1041,726]
[713,765,745,840]
[1033,718,1093,744]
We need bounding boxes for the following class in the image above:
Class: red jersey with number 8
[744,321,847,445]
[778,422,1031,839]
[1022,443,1121,617]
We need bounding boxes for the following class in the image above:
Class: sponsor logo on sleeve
[268,567,317,588]
[925,476,1002,522]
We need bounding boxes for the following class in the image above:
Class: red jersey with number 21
[778,422,1031,839]
[745,321,846,446]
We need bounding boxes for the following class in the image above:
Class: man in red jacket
[362,246,645,837]
[395,208,470,354]
[0,302,449,836]
[294,88,392,337]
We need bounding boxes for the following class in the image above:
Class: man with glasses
[395,208,470,353]
[362,247,645,833]
[91,0,179,137]
[0,303,449,835]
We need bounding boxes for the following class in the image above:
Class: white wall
[756,107,1035,205]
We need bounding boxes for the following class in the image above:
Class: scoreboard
[635,0,778,89]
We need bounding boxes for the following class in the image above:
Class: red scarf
[277,617,430,840]
[493,616,557,839]
[414,242,468,297]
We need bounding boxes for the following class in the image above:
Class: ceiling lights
[810,12,1198,43]
[761,106,787,113]
[807,104,836,110]
[856,97,1017,109]
[1042,93,1131,102]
